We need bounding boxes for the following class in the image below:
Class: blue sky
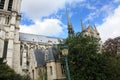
[20,0,120,42]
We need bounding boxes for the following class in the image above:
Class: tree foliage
[103,36,120,55]
[0,58,31,80]
[65,33,120,80]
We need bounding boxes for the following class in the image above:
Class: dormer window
[0,0,5,9]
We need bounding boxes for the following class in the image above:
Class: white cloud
[21,0,65,20]
[114,0,120,3]
[20,19,67,37]
[97,5,120,42]
[20,0,85,37]
[84,12,97,22]
[21,0,84,20]
[84,4,114,22]
[80,3,96,10]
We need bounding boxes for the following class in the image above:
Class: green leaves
[103,36,120,55]
[0,58,31,80]
[65,32,120,80]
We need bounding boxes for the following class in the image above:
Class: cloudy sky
[20,0,120,42]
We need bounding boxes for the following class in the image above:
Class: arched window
[3,40,8,59]
[5,16,10,24]
[50,66,53,75]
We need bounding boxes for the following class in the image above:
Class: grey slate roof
[47,48,58,61]
[19,32,63,44]
[20,32,61,66]
[34,48,59,67]
[34,49,45,66]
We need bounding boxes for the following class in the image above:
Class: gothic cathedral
[0,0,65,80]
[0,0,101,80]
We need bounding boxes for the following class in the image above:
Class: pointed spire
[94,24,99,35]
[66,8,74,37]
[81,20,85,31]
[66,8,72,27]
[94,24,97,30]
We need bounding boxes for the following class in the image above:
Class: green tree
[103,36,120,55]
[65,32,120,80]
[0,58,31,80]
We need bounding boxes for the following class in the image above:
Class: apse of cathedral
[0,0,101,80]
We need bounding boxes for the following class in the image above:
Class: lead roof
[19,32,63,44]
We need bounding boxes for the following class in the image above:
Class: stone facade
[0,0,21,72]
[0,0,102,80]
[0,0,65,80]
[80,21,102,52]
[19,33,65,80]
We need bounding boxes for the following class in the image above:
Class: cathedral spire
[66,8,71,26]
[81,20,85,31]
[66,8,74,37]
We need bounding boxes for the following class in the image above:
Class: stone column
[12,0,17,11]
[17,0,22,13]
[12,8,21,72]
[0,14,6,24]
[4,0,9,10]
[6,12,16,68]
[14,15,21,43]
[14,28,19,43]
[12,27,20,73]
[22,48,27,70]
[6,38,14,67]
[0,30,5,57]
